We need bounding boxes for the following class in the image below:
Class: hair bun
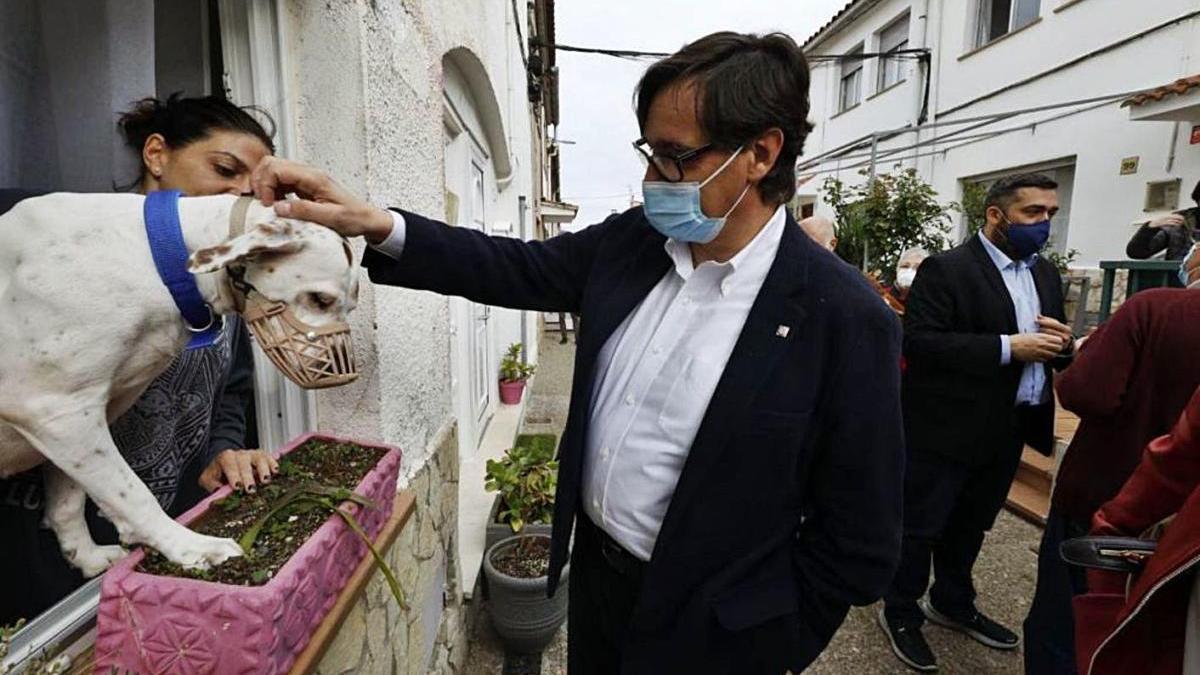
[117,96,169,150]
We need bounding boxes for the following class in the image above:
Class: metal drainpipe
[911,0,931,168]
[1167,121,1181,173]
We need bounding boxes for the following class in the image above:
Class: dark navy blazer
[363,207,904,673]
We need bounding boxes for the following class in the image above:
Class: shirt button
[600,447,610,460]
[624,394,634,406]
[682,296,692,305]
[652,345,662,355]
[592,498,601,510]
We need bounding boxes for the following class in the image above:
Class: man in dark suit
[879,174,1074,672]
[249,32,904,675]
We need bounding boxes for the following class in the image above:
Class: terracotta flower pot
[94,432,402,675]
[499,379,526,405]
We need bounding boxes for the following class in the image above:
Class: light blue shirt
[978,232,1046,406]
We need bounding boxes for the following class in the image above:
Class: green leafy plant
[1,619,24,670]
[1043,241,1080,274]
[485,434,557,534]
[499,343,536,383]
[238,482,407,609]
[822,168,954,283]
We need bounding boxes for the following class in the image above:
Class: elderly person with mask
[892,247,929,310]
[799,215,837,252]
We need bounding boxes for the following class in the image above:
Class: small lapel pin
[775,325,790,338]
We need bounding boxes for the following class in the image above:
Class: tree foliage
[822,169,955,283]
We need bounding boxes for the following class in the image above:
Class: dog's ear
[188,221,306,274]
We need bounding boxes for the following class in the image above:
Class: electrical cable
[797,88,1146,171]
[529,38,929,63]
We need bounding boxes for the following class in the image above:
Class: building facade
[798,0,1200,268]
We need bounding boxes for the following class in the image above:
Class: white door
[467,158,494,432]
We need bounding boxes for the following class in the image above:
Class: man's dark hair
[635,31,814,205]
[984,173,1058,214]
[1190,178,1200,205]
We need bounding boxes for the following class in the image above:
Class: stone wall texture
[284,1,537,669]
[313,422,468,675]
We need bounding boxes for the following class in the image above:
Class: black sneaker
[920,598,1019,650]
[878,607,938,672]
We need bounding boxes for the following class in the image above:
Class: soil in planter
[138,439,387,587]
[491,537,551,578]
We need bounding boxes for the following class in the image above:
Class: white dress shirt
[977,231,1047,405]
[583,205,786,560]
[373,206,787,560]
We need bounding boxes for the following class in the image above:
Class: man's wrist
[362,207,395,245]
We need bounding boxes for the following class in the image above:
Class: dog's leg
[42,465,126,577]
[12,403,243,570]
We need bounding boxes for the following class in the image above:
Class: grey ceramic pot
[482,534,569,654]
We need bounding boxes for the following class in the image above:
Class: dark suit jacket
[902,234,1070,466]
[363,207,904,673]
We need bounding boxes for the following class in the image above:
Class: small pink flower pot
[94,432,402,675]
[498,380,526,405]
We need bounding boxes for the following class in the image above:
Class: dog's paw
[165,533,244,571]
[72,545,127,577]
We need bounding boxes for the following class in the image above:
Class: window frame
[839,43,865,113]
[876,13,911,93]
[975,0,1041,48]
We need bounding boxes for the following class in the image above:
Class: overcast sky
[554,0,848,229]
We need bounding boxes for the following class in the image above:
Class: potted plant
[484,434,557,552]
[498,342,536,405]
[482,433,566,654]
[94,432,404,675]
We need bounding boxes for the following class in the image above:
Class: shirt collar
[977,230,1037,270]
[664,205,787,295]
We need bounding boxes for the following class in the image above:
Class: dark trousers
[567,515,645,675]
[1023,506,1089,675]
[884,443,1023,627]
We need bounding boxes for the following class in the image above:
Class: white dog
[0,193,358,576]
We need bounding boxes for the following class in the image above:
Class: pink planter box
[94,432,402,675]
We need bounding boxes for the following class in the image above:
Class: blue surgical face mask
[1001,216,1052,260]
[642,146,750,244]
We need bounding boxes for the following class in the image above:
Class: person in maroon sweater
[1024,287,1200,674]
[1078,384,1200,675]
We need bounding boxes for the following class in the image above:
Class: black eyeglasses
[632,137,716,183]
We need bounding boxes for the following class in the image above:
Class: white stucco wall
[283,0,538,476]
[801,0,1200,267]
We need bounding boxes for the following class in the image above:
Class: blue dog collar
[143,190,223,350]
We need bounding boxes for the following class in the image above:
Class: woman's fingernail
[275,201,292,217]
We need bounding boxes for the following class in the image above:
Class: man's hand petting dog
[251,157,394,244]
[199,449,279,493]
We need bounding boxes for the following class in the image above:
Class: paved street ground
[465,325,1042,674]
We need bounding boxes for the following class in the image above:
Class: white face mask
[896,268,917,289]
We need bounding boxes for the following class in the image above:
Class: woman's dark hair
[635,31,814,206]
[117,93,276,189]
[1191,179,1200,206]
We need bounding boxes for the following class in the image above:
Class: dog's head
[187,217,359,327]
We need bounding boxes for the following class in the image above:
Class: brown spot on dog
[267,267,276,274]
[213,244,232,256]
[193,249,215,265]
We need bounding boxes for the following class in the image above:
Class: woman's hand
[199,449,279,493]
[249,156,394,244]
